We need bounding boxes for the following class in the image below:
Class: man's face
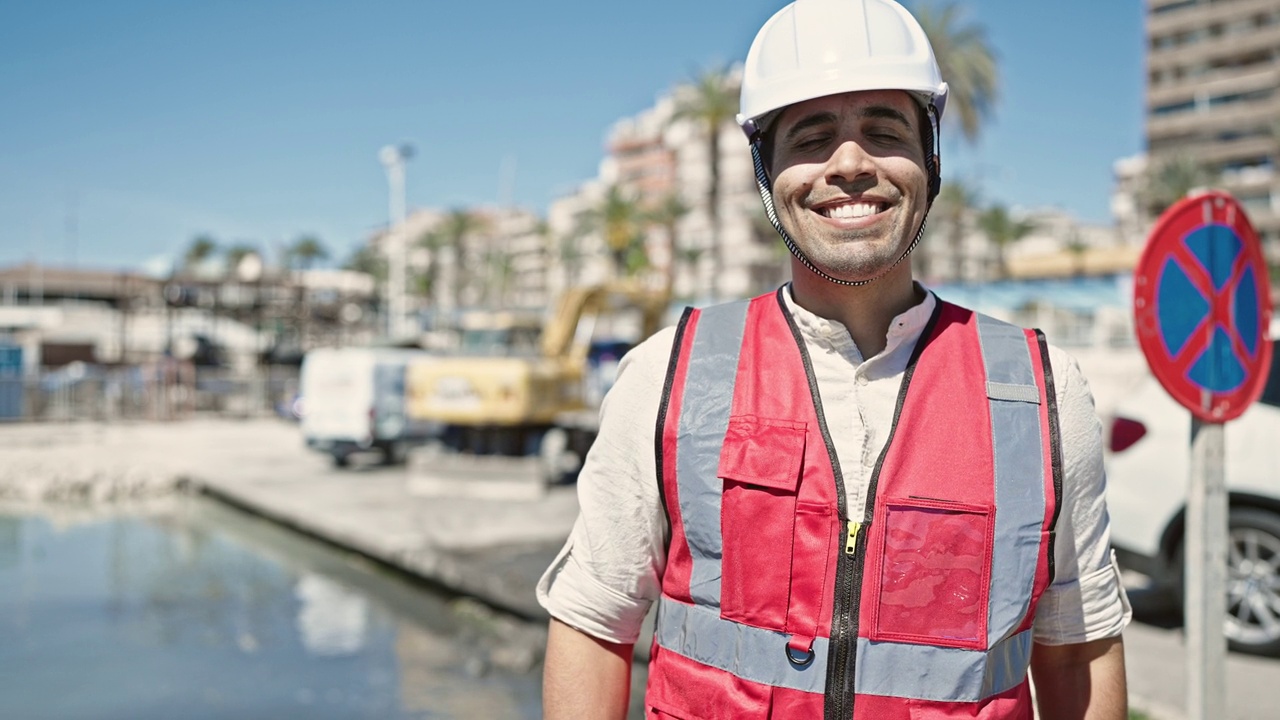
[768,90,929,283]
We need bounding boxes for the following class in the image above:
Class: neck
[788,260,921,358]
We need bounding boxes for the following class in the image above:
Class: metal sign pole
[1186,416,1227,720]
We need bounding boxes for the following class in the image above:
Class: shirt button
[856,375,869,386]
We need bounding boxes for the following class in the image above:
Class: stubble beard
[790,211,913,283]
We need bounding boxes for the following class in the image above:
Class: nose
[825,139,876,185]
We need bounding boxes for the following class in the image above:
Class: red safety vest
[645,289,1061,719]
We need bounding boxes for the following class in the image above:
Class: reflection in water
[296,573,369,657]
[0,497,541,720]
[0,514,18,569]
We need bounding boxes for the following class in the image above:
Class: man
[540,0,1130,717]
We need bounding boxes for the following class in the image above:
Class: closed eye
[866,127,905,144]
[791,135,831,152]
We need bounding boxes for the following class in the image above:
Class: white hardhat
[737,0,949,138]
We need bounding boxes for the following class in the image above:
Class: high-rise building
[1146,0,1280,246]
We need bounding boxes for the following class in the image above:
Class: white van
[299,347,438,467]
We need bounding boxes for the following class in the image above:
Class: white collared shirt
[538,286,1131,646]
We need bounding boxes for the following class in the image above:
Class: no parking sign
[1133,191,1273,421]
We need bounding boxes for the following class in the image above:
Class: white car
[1104,343,1280,656]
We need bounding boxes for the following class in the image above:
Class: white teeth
[822,202,882,219]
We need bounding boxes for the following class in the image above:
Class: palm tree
[582,185,647,278]
[287,235,329,271]
[344,245,386,283]
[344,245,387,330]
[417,228,446,309]
[224,243,260,279]
[646,192,691,297]
[484,247,517,308]
[912,0,999,144]
[183,235,218,272]
[1142,153,1215,215]
[976,204,1037,279]
[440,208,487,309]
[934,180,981,282]
[673,66,738,301]
[558,226,586,289]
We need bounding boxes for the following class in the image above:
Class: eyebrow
[780,105,915,144]
[781,111,840,144]
[861,105,914,129]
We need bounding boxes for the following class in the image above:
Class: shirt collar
[780,282,937,361]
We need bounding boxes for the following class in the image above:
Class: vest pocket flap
[718,415,806,491]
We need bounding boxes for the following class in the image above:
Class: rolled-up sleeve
[536,328,675,645]
[1033,348,1133,645]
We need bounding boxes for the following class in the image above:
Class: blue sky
[0,0,1145,272]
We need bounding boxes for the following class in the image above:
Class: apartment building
[548,73,787,303]
[1146,0,1280,244]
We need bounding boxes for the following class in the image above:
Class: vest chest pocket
[870,497,993,651]
[717,415,806,628]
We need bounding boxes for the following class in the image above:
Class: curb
[193,477,553,623]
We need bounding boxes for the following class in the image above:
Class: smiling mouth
[817,201,888,219]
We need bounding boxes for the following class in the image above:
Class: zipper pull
[845,520,861,555]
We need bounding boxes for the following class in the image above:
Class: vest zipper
[844,521,861,555]
[826,517,869,720]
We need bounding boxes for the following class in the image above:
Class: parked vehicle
[299,347,438,467]
[1105,339,1280,656]
[405,282,668,482]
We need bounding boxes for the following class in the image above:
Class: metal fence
[0,363,300,423]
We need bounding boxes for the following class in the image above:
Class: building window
[1208,88,1274,109]
[1152,99,1197,116]
[1217,128,1270,143]
[1153,89,1280,118]
[1209,50,1272,72]
[1221,158,1273,173]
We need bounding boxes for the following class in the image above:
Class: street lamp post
[379,144,414,339]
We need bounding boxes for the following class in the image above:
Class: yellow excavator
[405,281,668,480]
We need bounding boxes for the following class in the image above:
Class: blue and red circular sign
[1134,191,1273,422]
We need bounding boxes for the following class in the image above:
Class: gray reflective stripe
[677,300,750,607]
[855,629,1033,702]
[655,596,830,694]
[976,314,1047,647]
[986,381,1039,404]
[976,314,1037,389]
